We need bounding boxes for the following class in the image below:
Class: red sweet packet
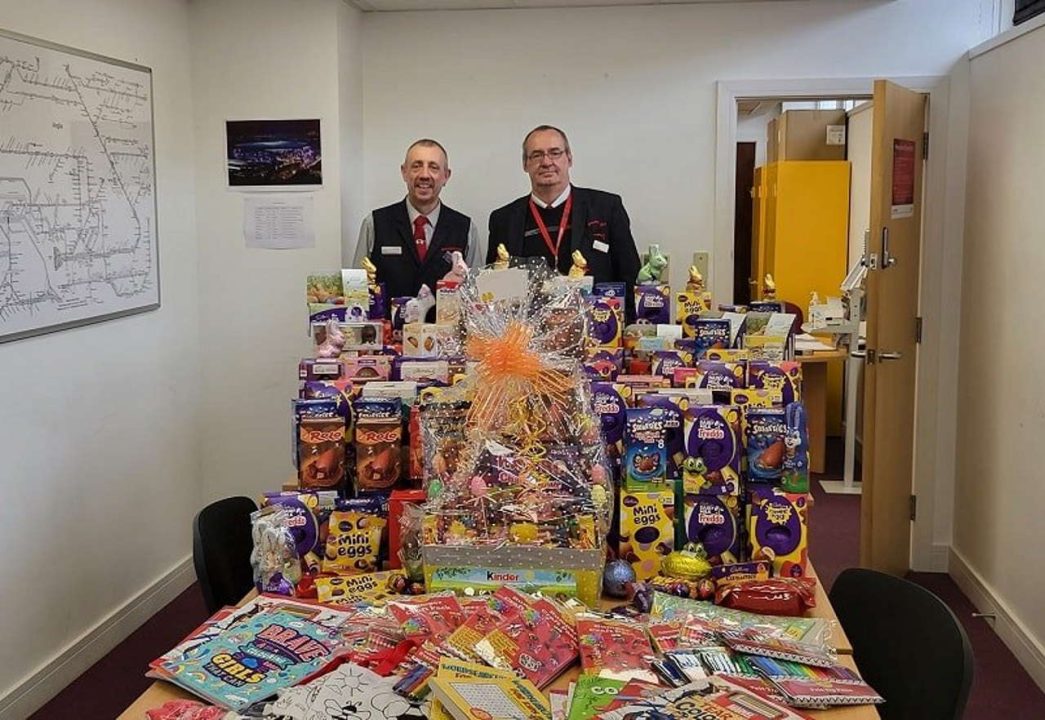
[715,576,817,617]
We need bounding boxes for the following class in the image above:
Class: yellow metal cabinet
[761,160,850,435]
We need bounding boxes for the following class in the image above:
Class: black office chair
[829,568,974,720]
[192,496,258,614]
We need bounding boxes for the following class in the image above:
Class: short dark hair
[405,138,449,167]
[522,125,570,161]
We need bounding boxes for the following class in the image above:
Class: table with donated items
[117,560,878,719]
[796,349,848,474]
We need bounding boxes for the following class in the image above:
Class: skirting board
[0,555,195,720]
[949,547,1045,694]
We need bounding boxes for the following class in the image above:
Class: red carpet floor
[28,439,1045,719]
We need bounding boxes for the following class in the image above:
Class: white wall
[361,0,996,292]
[846,102,873,272]
[955,22,1045,685]
[191,0,361,503]
[0,0,201,713]
[340,1,366,263]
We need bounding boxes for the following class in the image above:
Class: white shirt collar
[406,199,441,226]
[530,185,572,209]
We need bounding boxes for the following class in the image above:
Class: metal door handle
[882,227,898,268]
[879,351,903,361]
[849,350,867,358]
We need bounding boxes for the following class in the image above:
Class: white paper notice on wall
[244,195,316,249]
[826,125,847,146]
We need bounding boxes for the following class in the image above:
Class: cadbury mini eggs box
[619,489,677,582]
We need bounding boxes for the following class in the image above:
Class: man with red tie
[353,139,479,301]
[487,125,641,317]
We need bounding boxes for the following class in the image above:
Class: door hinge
[910,495,918,521]
[915,316,923,344]
[923,132,929,160]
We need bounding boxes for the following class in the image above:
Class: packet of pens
[649,591,833,648]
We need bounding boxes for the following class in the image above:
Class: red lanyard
[528,193,573,260]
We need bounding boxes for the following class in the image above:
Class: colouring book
[159,610,342,711]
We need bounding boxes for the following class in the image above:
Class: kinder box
[619,489,677,581]
[747,361,802,406]
[624,407,670,489]
[744,407,788,484]
[682,494,742,565]
[422,545,604,606]
[748,488,809,578]
[683,405,742,496]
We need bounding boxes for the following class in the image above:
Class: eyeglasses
[526,148,567,163]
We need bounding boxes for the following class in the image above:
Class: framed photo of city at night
[225,119,322,187]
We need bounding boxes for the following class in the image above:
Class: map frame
[0,28,160,344]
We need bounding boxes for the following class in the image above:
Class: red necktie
[413,215,428,262]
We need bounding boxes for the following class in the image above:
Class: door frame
[714,76,964,573]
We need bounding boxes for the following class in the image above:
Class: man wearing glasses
[486,125,640,314]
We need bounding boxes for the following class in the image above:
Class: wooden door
[751,166,765,299]
[860,80,927,575]
[733,142,756,304]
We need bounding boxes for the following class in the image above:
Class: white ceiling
[348,0,845,11]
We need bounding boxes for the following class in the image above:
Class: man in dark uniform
[487,125,640,314]
[354,139,479,300]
